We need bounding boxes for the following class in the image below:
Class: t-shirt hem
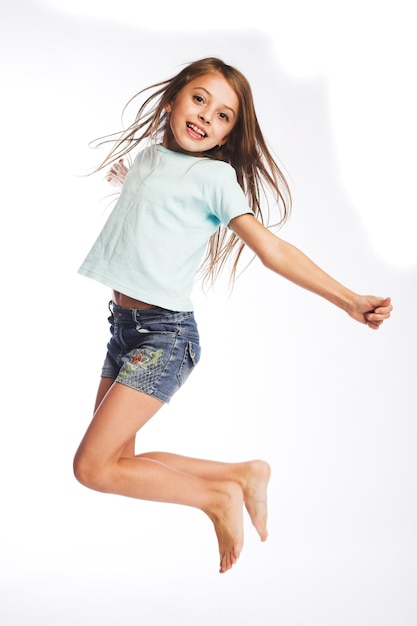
[78,267,194,312]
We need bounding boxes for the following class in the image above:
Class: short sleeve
[208,161,254,226]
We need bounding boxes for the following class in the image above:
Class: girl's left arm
[230,214,392,330]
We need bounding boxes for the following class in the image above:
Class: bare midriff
[112,290,158,309]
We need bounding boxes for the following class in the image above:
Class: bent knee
[73,453,111,492]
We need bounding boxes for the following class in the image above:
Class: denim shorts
[101,302,201,403]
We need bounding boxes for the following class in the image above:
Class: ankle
[204,481,241,521]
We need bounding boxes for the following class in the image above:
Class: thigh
[93,377,136,458]
[76,382,163,466]
[94,377,115,413]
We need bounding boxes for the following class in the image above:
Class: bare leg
[94,377,136,457]
[136,452,270,541]
[93,376,115,412]
[74,382,244,573]
[93,379,270,540]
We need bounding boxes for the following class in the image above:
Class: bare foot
[206,481,244,574]
[242,460,271,542]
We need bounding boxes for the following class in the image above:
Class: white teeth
[187,123,206,137]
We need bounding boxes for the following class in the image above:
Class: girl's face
[163,72,239,156]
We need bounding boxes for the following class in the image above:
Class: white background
[1,1,416,624]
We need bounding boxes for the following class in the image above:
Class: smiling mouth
[186,122,207,139]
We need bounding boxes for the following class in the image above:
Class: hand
[106,158,129,187]
[348,296,393,330]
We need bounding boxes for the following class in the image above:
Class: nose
[199,111,211,125]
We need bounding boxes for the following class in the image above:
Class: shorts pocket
[177,341,201,387]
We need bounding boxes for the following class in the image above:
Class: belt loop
[132,307,143,331]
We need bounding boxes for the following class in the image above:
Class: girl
[74,57,392,574]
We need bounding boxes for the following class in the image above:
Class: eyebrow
[193,87,237,117]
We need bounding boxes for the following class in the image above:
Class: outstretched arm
[229,214,392,330]
[106,158,129,187]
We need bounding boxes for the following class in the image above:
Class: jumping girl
[74,57,392,574]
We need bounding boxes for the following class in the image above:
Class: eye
[193,95,204,104]
[218,112,230,122]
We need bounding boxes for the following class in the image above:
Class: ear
[165,104,172,113]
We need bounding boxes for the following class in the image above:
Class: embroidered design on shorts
[119,348,163,375]
[116,347,165,394]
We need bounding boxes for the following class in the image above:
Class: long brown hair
[90,57,292,286]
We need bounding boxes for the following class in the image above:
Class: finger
[367,306,391,320]
[371,311,391,321]
[374,306,392,316]
[365,314,384,328]
[377,297,393,311]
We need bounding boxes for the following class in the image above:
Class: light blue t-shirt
[78,145,253,311]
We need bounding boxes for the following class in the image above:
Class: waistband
[108,300,194,323]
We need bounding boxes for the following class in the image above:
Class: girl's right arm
[230,213,393,330]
